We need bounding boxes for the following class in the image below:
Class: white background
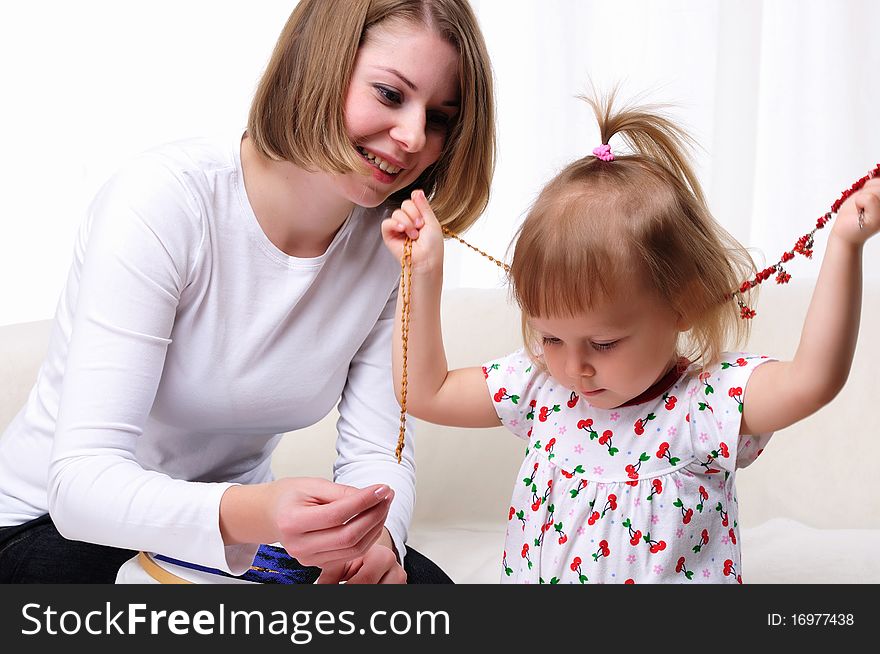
[2,0,879,325]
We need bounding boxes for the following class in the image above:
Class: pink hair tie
[592,144,614,161]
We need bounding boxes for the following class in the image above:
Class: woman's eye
[427,111,451,130]
[591,341,618,352]
[375,85,402,104]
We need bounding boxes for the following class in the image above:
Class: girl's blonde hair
[509,90,756,369]
[247,0,495,233]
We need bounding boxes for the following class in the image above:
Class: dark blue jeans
[0,514,453,584]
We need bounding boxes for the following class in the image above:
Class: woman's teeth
[357,147,402,174]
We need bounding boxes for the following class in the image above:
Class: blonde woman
[0,0,494,585]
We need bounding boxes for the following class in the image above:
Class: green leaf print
[738,403,743,413]
[579,574,588,584]
[622,518,632,528]
[533,440,542,450]
[608,447,619,456]
[573,465,585,474]
[505,567,513,576]
[673,499,683,508]
[705,385,714,395]
[550,577,560,584]
[686,570,694,580]
[511,395,520,404]
[639,452,650,462]
[669,457,680,465]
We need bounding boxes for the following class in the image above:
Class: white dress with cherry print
[484,350,774,584]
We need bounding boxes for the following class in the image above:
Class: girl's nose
[566,352,595,379]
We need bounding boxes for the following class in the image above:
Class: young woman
[0,0,495,584]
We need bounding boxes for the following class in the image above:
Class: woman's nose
[390,108,427,153]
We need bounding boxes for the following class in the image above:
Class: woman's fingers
[290,498,391,567]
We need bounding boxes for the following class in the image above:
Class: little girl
[382,93,879,583]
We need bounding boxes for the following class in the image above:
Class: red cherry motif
[722,515,729,527]
[634,419,645,436]
[508,507,515,520]
[558,535,568,545]
[541,521,551,533]
[625,480,639,487]
[675,556,686,573]
[493,387,506,402]
[683,508,693,525]
[630,530,642,546]
[625,464,638,480]
[570,557,582,571]
[723,559,734,576]
[481,366,489,378]
[598,430,612,445]
[736,357,747,366]
[521,544,530,558]
[652,479,663,495]
[719,442,730,458]
[531,500,542,511]
[665,395,677,410]
[729,528,737,545]
[577,418,593,430]
[701,529,710,544]
[608,494,618,510]
[599,540,610,557]
[685,413,690,423]
[649,540,667,554]
[545,438,556,451]
[561,469,574,478]
[587,511,600,526]
[699,486,709,500]
[624,579,635,584]
[728,386,743,398]
[567,392,579,408]
[539,406,550,422]
[656,442,669,458]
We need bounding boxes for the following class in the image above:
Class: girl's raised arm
[740,179,880,435]
[382,190,499,428]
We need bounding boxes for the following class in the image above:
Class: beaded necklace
[394,164,880,462]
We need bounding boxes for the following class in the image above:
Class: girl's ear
[675,310,692,333]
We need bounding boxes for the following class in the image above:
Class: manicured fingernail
[374,485,389,498]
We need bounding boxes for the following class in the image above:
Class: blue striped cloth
[155,544,322,584]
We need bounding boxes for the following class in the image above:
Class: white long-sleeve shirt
[0,133,415,574]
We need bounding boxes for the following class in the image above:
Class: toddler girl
[382,93,879,583]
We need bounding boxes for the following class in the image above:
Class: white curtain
[1,1,878,324]
[452,0,880,290]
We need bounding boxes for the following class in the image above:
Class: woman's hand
[381,190,445,274]
[220,477,394,569]
[315,530,407,584]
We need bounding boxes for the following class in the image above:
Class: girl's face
[529,287,685,410]
[338,21,460,207]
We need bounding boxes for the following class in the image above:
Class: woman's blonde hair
[509,90,756,369]
[247,0,495,233]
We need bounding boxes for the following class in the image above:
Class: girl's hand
[833,178,880,246]
[381,190,445,274]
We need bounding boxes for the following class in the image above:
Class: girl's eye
[591,341,618,352]
[375,85,402,104]
[541,336,561,346]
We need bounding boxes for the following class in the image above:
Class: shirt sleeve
[687,352,776,475]
[483,348,545,441]
[47,156,258,575]
[332,285,416,565]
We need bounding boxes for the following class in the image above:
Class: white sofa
[2,281,879,583]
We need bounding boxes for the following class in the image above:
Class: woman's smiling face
[337,21,460,207]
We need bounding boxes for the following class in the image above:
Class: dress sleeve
[333,285,416,564]
[48,157,258,575]
[687,352,776,474]
[483,348,544,441]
